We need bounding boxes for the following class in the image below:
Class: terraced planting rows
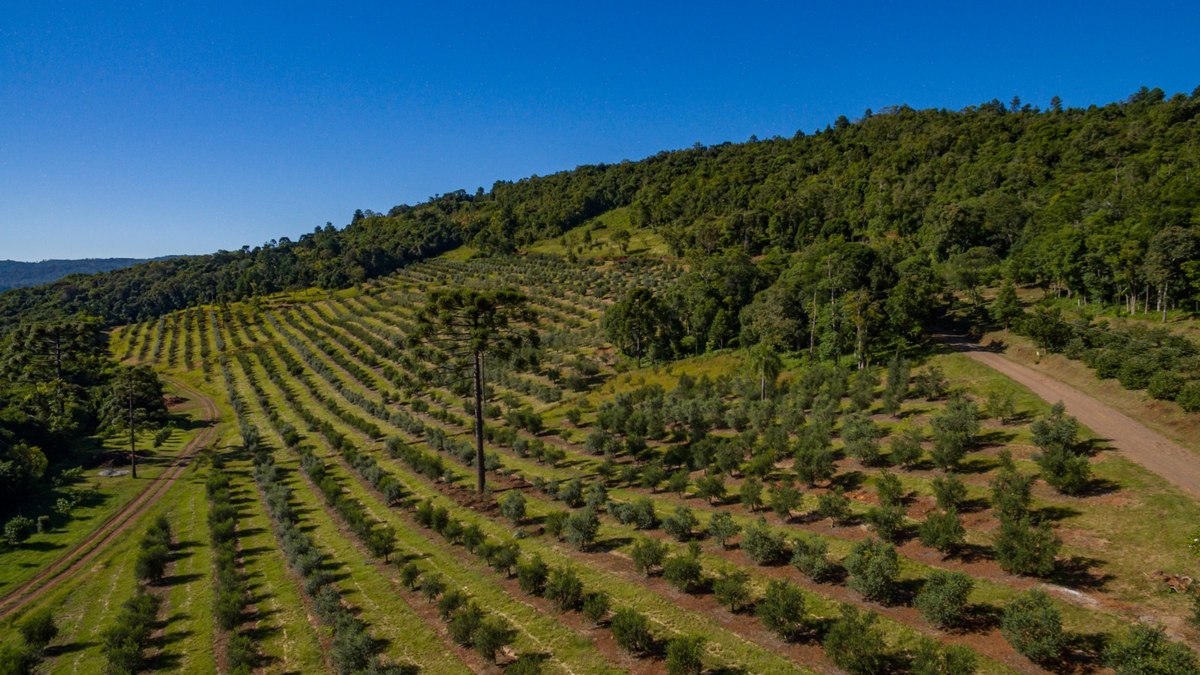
[104,254,1200,673]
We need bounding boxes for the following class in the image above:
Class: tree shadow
[831,471,866,491]
[953,542,994,564]
[955,455,998,474]
[591,536,633,553]
[976,429,1016,447]
[44,640,95,657]
[1034,504,1082,523]
[957,603,1002,634]
[1049,555,1114,591]
[160,572,204,587]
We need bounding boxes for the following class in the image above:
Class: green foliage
[603,288,681,363]
[610,608,655,655]
[911,638,979,675]
[499,490,526,524]
[994,517,1061,577]
[1001,590,1066,664]
[630,537,668,576]
[791,535,837,582]
[516,555,549,596]
[665,634,706,675]
[741,517,788,565]
[706,511,741,548]
[768,481,802,518]
[914,570,974,629]
[919,508,965,555]
[0,643,37,675]
[889,427,924,468]
[712,569,752,612]
[844,537,900,604]
[931,473,968,510]
[823,605,887,675]
[662,505,699,541]
[1103,624,1199,674]
[564,506,600,550]
[929,396,978,470]
[582,591,611,624]
[544,567,585,612]
[695,473,727,504]
[739,476,764,511]
[18,608,57,649]
[816,487,852,525]
[662,547,704,593]
[756,580,807,640]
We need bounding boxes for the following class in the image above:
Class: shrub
[889,427,924,468]
[399,562,422,589]
[610,608,655,655]
[739,477,763,511]
[582,591,611,624]
[3,516,35,546]
[665,634,706,675]
[564,507,600,550]
[793,442,835,486]
[791,535,836,582]
[1147,371,1185,401]
[712,569,752,612]
[499,490,526,524]
[516,555,549,595]
[914,570,974,629]
[437,589,468,621]
[930,474,967,510]
[1103,624,1199,674]
[630,537,668,576]
[913,366,949,400]
[707,511,741,548]
[420,574,446,601]
[629,497,658,529]
[741,518,788,565]
[662,548,704,593]
[0,644,37,675]
[768,481,803,518]
[865,504,907,543]
[1001,590,1065,663]
[756,580,806,640]
[919,508,965,555]
[911,638,979,675]
[844,538,900,604]
[473,616,516,663]
[1036,446,1092,495]
[695,473,727,504]
[18,608,57,649]
[446,602,483,646]
[543,510,568,539]
[544,567,584,612]
[823,605,887,674]
[1178,381,1200,413]
[990,452,1034,521]
[816,488,852,525]
[662,506,699,542]
[929,397,978,470]
[993,517,1060,577]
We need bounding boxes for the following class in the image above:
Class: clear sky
[2,1,1198,261]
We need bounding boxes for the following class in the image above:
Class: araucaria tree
[99,365,167,478]
[413,288,538,493]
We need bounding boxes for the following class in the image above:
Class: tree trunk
[473,350,486,494]
[809,290,817,355]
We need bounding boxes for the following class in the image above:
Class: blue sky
[2,1,1198,261]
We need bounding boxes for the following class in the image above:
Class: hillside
[0,258,155,292]
[0,87,1198,674]
[1,86,1198,330]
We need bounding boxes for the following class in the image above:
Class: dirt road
[948,339,1200,501]
[0,377,219,623]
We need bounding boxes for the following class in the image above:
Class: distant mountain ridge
[0,257,164,291]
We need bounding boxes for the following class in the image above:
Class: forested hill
[0,258,155,292]
[2,85,1198,329]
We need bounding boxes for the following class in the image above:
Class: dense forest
[1,86,1197,334]
[0,258,158,292]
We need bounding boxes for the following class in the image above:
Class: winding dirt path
[945,337,1200,501]
[0,377,219,623]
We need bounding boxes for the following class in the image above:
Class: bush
[473,616,516,663]
[499,490,526,524]
[438,589,467,621]
[914,570,974,629]
[739,477,763,511]
[0,644,37,675]
[712,569,752,612]
[665,634,706,675]
[18,608,57,649]
[420,574,446,601]
[741,518,788,565]
[1036,446,1092,495]
[756,580,806,640]
[791,535,836,582]
[822,605,887,674]
[662,548,704,593]
[582,591,611,624]
[630,537,668,576]
[695,473,727,504]
[610,608,655,655]
[707,511,740,548]
[446,602,483,646]
[911,638,979,675]
[889,427,924,468]
[662,506,699,542]
[1103,624,1199,674]
[3,516,35,546]
[919,508,965,555]
[844,538,900,604]
[816,488,852,525]
[930,474,967,510]
[865,504,907,543]
[768,481,803,518]
[1001,590,1065,663]
[1178,381,1200,413]
[543,511,568,539]
[993,517,1060,577]
[1147,371,1185,401]
[516,555,549,595]
[564,507,600,550]
[544,567,584,612]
